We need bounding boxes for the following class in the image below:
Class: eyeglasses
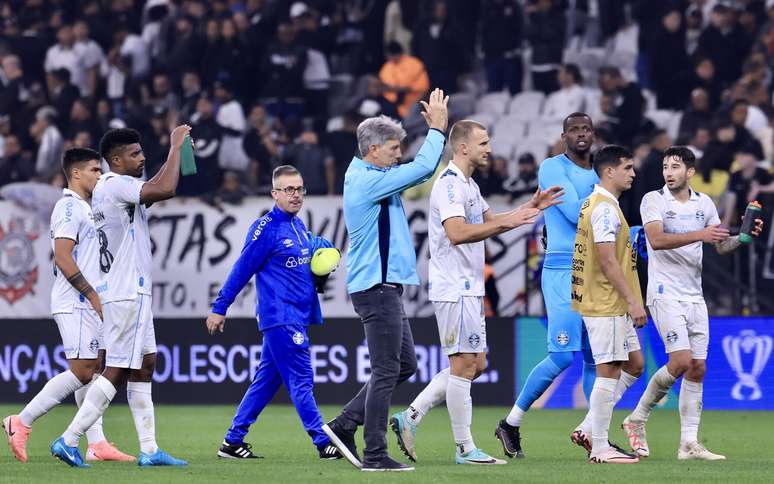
[273,186,307,196]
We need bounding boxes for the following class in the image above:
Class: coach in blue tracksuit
[205,165,341,460]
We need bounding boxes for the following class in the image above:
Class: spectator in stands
[473,153,508,197]
[243,103,280,193]
[352,75,400,120]
[0,133,33,186]
[207,170,249,208]
[44,24,87,98]
[66,99,99,142]
[384,0,414,56]
[728,99,765,160]
[411,0,464,94]
[0,54,26,116]
[543,64,586,125]
[70,130,93,150]
[215,77,250,173]
[260,22,308,122]
[597,65,646,147]
[215,18,249,97]
[148,72,180,113]
[179,70,203,123]
[179,93,223,197]
[525,0,565,95]
[638,128,674,199]
[48,68,79,130]
[114,23,151,81]
[696,3,753,87]
[687,125,712,159]
[685,4,703,55]
[30,106,63,180]
[163,16,202,81]
[323,111,359,194]
[678,88,713,139]
[690,57,723,111]
[72,20,104,98]
[379,41,430,118]
[504,153,539,200]
[480,0,524,95]
[281,128,335,195]
[650,9,690,110]
[723,145,774,227]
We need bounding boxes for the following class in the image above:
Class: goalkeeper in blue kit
[205,165,342,460]
[495,113,644,457]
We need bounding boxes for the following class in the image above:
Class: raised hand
[528,186,565,210]
[170,124,192,150]
[419,88,449,132]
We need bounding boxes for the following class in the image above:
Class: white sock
[446,375,475,454]
[679,379,703,446]
[630,366,676,422]
[62,376,116,447]
[578,370,638,434]
[19,370,83,427]
[74,376,106,445]
[589,377,617,455]
[505,404,525,427]
[127,382,158,454]
[407,368,449,425]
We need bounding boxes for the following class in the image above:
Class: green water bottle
[739,200,762,244]
[180,134,197,175]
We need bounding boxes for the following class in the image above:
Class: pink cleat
[2,415,31,463]
[589,446,640,464]
[570,429,592,454]
[621,415,650,457]
[86,440,136,462]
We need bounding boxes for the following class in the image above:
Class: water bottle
[739,200,762,244]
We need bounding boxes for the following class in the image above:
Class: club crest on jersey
[468,333,481,348]
[89,338,99,352]
[292,331,305,345]
[695,210,705,222]
[556,330,570,346]
[0,218,40,305]
[666,330,679,343]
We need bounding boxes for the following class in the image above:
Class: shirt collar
[446,160,468,181]
[270,204,295,221]
[661,184,699,201]
[62,188,83,201]
[592,184,619,205]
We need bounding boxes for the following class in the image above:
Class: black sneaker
[361,455,414,472]
[495,420,525,458]
[322,419,361,468]
[217,440,262,459]
[319,443,343,460]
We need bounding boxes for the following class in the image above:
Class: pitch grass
[1,405,772,483]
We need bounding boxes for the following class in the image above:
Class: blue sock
[581,345,596,403]
[515,352,574,412]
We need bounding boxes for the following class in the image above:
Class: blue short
[541,267,588,353]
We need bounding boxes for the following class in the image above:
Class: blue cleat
[138,449,188,467]
[51,437,90,468]
[455,448,507,465]
[390,410,417,462]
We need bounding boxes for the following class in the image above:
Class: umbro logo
[665,210,677,219]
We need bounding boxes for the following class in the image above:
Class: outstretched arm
[537,159,584,224]
[140,125,192,204]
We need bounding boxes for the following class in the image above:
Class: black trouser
[338,284,417,464]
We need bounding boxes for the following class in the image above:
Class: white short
[54,308,103,359]
[103,294,156,369]
[649,299,709,359]
[583,314,641,365]
[433,296,487,355]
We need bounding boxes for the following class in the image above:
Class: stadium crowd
[0,0,773,309]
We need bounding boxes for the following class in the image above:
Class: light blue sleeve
[211,219,274,315]
[538,158,585,225]
[363,129,446,202]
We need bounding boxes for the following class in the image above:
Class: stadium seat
[507,90,545,120]
[475,91,511,117]
[492,115,527,139]
[514,137,551,162]
[448,92,477,122]
[468,112,498,129]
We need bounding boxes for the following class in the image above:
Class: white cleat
[455,448,507,465]
[621,415,650,457]
[588,446,640,464]
[678,442,726,461]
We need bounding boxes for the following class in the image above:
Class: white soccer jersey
[91,173,151,303]
[640,186,720,305]
[428,161,490,302]
[590,185,621,244]
[50,189,100,314]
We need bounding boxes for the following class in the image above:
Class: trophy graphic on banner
[723,330,772,401]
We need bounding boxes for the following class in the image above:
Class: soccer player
[621,146,763,460]
[50,127,191,467]
[495,113,643,458]
[389,120,562,465]
[322,88,448,472]
[205,165,342,461]
[2,148,133,463]
[571,144,645,464]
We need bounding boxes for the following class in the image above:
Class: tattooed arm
[54,238,103,320]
